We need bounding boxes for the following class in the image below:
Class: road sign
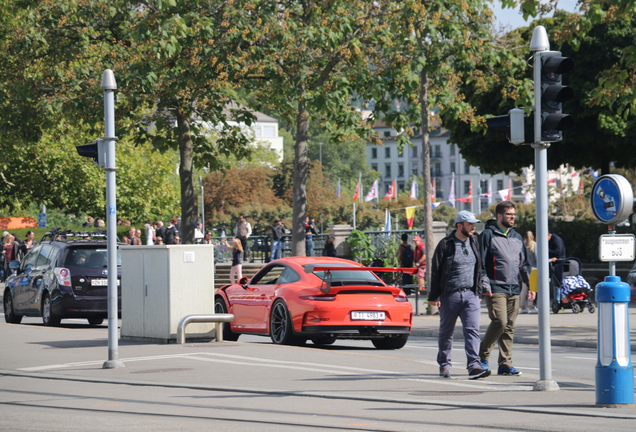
[38,212,47,228]
[590,175,633,225]
[599,234,635,262]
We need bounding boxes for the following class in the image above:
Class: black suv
[3,230,122,326]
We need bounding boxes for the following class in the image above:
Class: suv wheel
[4,291,23,324]
[42,294,61,326]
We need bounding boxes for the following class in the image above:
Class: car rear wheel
[88,318,104,326]
[4,291,23,324]
[270,300,296,345]
[372,334,409,350]
[42,294,61,326]
[214,297,239,341]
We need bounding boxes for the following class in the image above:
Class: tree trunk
[292,101,309,256]
[176,110,195,245]
[420,67,434,286]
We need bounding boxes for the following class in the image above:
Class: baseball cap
[413,236,422,241]
[455,210,480,224]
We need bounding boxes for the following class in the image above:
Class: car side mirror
[239,276,249,288]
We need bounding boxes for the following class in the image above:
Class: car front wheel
[4,291,23,324]
[42,294,61,326]
[214,297,240,341]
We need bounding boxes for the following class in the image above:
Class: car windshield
[305,263,383,285]
[64,247,121,268]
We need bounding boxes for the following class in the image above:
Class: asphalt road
[2,312,635,432]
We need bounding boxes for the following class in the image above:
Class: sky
[492,0,581,30]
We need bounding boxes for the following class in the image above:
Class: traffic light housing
[539,51,574,142]
[76,139,106,167]
[486,107,526,145]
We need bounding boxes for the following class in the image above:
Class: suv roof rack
[41,228,111,242]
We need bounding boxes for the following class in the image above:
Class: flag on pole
[498,188,511,201]
[431,178,436,203]
[547,177,557,184]
[432,202,442,209]
[488,180,492,205]
[336,178,341,198]
[383,179,397,200]
[384,208,391,236]
[405,206,416,229]
[365,179,378,202]
[468,180,473,204]
[410,178,417,200]
[352,173,361,202]
[524,192,531,203]
[448,173,455,207]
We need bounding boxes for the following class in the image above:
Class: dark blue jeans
[437,290,482,371]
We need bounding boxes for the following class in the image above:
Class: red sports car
[214,257,415,349]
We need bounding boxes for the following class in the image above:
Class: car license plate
[351,311,385,321]
[91,279,120,286]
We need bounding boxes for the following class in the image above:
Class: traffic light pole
[101,69,123,369]
[531,26,559,391]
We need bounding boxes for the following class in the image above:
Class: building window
[436,180,442,198]
[434,145,441,158]
[464,202,471,210]
[513,179,522,195]
[398,182,405,192]
[435,162,441,177]
[385,147,391,158]
[398,163,404,178]
[371,148,377,159]
[497,179,504,191]
[253,126,262,138]
[398,147,404,157]
[450,162,456,174]
[371,163,378,172]
[450,144,455,156]
[263,125,276,138]
[464,180,470,195]
[385,164,392,178]
[481,180,488,192]
[464,162,470,174]
[412,146,418,158]
[412,166,418,176]
[384,131,391,137]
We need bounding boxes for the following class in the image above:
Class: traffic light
[538,51,574,142]
[76,139,105,167]
[486,107,526,145]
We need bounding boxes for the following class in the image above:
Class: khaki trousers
[479,292,519,367]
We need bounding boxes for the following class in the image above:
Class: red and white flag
[431,178,436,203]
[448,174,455,207]
[383,179,397,200]
[468,180,473,204]
[353,174,361,202]
[365,179,378,202]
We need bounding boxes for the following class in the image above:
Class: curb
[410,328,631,351]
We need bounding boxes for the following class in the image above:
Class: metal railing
[209,234,329,263]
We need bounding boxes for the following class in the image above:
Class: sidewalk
[409,297,636,350]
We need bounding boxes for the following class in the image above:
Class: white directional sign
[599,234,636,262]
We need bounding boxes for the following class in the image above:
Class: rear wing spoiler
[303,265,417,294]
[304,265,417,275]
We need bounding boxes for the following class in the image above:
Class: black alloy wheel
[42,294,61,326]
[3,291,23,324]
[214,297,240,341]
[270,300,296,345]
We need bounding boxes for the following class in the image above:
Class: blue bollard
[595,275,634,407]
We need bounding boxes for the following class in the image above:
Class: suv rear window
[64,248,121,268]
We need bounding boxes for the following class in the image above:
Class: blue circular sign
[591,175,633,224]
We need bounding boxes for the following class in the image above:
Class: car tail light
[394,295,409,302]
[54,268,72,286]
[300,295,336,301]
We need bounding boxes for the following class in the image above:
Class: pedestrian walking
[223,237,243,284]
[548,231,566,288]
[234,214,252,262]
[520,231,537,314]
[323,236,337,257]
[479,200,530,376]
[397,233,414,289]
[145,221,155,246]
[164,218,177,244]
[194,222,204,241]
[270,219,284,261]
[305,217,317,257]
[428,211,489,380]
[413,235,433,313]
[155,221,166,243]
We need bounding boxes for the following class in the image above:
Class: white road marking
[565,356,596,361]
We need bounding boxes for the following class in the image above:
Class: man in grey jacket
[428,211,489,380]
[479,201,530,376]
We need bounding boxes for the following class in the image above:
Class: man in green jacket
[479,201,530,376]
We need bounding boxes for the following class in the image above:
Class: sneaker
[519,309,528,314]
[498,365,522,376]
[480,360,489,371]
[528,309,538,314]
[439,367,451,378]
[468,367,491,380]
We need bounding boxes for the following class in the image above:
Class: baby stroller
[550,257,595,314]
